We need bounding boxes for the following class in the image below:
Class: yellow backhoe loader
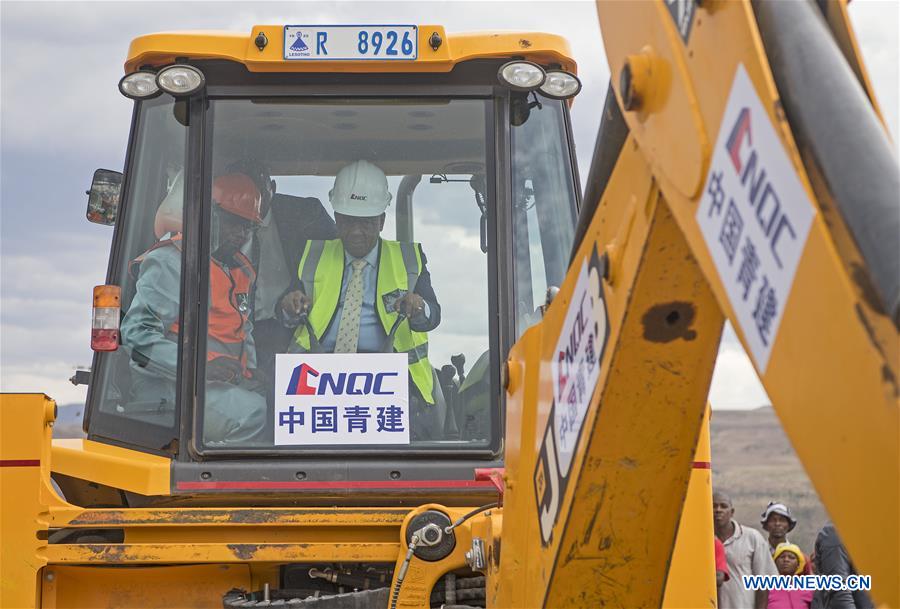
[2,2,897,608]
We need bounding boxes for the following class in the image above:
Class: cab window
[510,94,578,337]
[198,98,495,451]
[88,96,188,448]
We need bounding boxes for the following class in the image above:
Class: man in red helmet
[122,173,267,444]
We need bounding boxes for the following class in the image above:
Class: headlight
[118,71,160,100]
[156,65,205,97]
[539,70,582,100]
[498,61,546,92]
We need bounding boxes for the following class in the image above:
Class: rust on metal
[641,301,697,343]
[83,544,128,563]
[43,541,402,564]
[68,508,409,527]
[854,303,899,397]
[851,263,887,316]
[227,544,260,560]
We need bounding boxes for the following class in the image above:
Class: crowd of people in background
[713,491,874,609]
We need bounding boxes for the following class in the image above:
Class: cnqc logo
[285,363,399,396]
[725,106,797,267]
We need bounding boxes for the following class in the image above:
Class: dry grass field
[710,406,827,556]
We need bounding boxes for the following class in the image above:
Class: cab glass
[197,98,494,451]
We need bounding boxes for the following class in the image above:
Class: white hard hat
[329,160,392,217]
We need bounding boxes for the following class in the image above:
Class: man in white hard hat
[278,160,442,437]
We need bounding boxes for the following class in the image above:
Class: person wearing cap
[714,490,778,609]
[122,173,267,444]
[761,501,813,574]
[278,160,442,438]
[768,543,814,609]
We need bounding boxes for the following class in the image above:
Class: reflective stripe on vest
[292,238,435,404]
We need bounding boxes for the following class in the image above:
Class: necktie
[334,259,367,353]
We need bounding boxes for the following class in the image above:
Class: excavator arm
[1,5,895,609]
[493,1,898,607]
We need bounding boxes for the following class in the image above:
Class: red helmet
[212,173,262,224]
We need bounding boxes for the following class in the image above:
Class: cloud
[0,1,894,414]
[848,0,900,144]
[1,2,608,157]
[0,243,108,370]
[708,323,771,410]
[0,361,90,406]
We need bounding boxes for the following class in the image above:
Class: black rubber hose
[754,0,900,323]
[444,503,499,534]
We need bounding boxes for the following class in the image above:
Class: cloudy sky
[1,1,897,408]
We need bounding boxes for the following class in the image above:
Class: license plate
[284,25,418,61]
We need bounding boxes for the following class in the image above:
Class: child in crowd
[767,543,813,609]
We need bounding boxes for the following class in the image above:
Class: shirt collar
[345,240,379,268]
[724,520,743,544]
[258,207,274,228]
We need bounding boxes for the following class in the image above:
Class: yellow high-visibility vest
[292,238,435,404]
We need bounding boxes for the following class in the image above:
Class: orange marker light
[92,285,121,351]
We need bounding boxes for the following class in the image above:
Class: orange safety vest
[132,235,257,377]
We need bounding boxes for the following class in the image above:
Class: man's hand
[395,292,426,318]
[280,290,311,317]
[207,357,242,383]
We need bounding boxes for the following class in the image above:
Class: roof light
[118,71,160,100]
[498,61,546,92]
[156,65,205,97]
[91,285,121,352]
[539,70,582,100]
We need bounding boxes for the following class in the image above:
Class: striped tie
[334,259,367,353]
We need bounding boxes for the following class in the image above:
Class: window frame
[81,59,575,468]
[85,95,192,455]
[508,95,581,338]
[190,82,505,459]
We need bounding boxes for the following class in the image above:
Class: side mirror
[86,169,123,225]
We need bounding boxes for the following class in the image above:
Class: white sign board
[697,65,815,372]
[274,353,409,445]
[550,259,606,476]
[284,25,418,61]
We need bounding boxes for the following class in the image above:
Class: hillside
[710,406,826,556]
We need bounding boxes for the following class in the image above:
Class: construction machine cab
[82,26,579,498]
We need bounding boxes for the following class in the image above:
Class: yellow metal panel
[540,199,723,607]
[598,1,898,605]
[41,506,413,564]
[663,407,716,608]
[51,439,170,496]
[391,504,473,609]
[125,27,575,75]
[495,136,724,607]
[52,506,408,528]
[42,542,401,564]
[1,394,56,608]
[40,564,251,609]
